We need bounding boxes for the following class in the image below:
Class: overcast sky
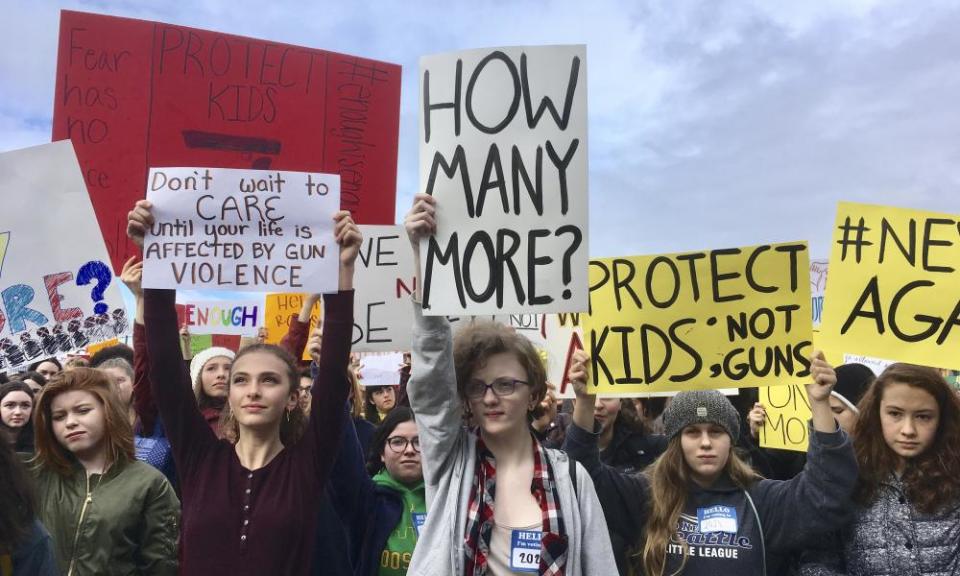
[2,0,959,260]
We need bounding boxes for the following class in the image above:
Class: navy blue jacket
[312,408,404,576]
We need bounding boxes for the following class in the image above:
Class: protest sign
[819,202,960,370]
[264,293,320,361]
[352,225,416,351]
[87,338,120,357]
[174,299,262,335]
[810,259,828,328]
[759,384,812,452]
[358,352,405,386]
[584,242,813,395]
[142,167,340,293]
[0,142,128,372]
[541,312,584,399]
[187,333,241,357]
[52,10,402,273]
[841,353,895,377]
[418,45,589,315]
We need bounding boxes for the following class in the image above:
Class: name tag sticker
[510,530,542,572]
[412,513,427,538]
[697,505,738,534]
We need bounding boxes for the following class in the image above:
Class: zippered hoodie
[372,471,426,575]
[32,459,180,575]
[562,419,858,576]
[405,304,619,576]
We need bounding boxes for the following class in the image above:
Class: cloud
[2,0,959,261]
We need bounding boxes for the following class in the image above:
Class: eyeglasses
[386,436,421,453]
[464,378,528,400]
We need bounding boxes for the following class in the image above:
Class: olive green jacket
[32,459,179,575]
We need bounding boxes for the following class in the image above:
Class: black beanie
[831,363,876,413]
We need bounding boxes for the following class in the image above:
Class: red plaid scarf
[464,435,569,575]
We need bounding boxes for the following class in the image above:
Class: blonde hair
[32,368,134,476]
[640,437,759,576]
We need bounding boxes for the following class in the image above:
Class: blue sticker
[697,505,738,534]
[509,530,542,572]
[412,513,427,538]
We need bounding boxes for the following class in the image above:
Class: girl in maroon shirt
[127,200,361,575]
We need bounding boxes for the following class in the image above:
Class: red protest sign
[53,10,401,273]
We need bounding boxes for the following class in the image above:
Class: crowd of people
[0,195,958,575]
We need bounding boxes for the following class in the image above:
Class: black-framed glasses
[464,378,529,400]
[386,436,421,453]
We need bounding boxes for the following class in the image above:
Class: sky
[2,0,960,262]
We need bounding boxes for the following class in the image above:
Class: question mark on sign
[554,225,583,300]
[76,261,112,315]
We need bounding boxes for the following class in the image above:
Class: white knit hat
[190,347,236,396]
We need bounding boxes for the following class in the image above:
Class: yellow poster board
[264,293,321,361]
[819,202,960,370]
[759,384,811,452]
[583,242,813,395]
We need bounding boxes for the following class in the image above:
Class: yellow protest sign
[584,242,813,395]
[264,293,321,361]
[759,384,811,452]
[87,338,120,357]
[819,202,960,370]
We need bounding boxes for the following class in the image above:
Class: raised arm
[404,193,466,488]
[562,350,649,545]
[293,211,360,484]
[128,200,217,472]
[752,351,858,553]
[120,255,159,437]
[279,294,319,360]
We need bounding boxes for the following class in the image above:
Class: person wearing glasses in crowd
[321,403,426,576]
[402,194,618,576]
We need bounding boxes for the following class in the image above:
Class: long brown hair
[640,436,759,576]
[853,363,960,514]
[32,368,134,476]
[219,344,307,446]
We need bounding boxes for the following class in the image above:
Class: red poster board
[53,10,401,273]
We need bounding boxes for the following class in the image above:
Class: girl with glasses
[402,194,618,576]
[324,405,426,576]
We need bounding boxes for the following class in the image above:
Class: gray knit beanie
[663,390,741,443]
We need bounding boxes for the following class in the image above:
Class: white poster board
[358,352,405,386]
[143,167,340,293]
[352,225,417,352]
[419,45,589,315]
[0,142,127,371]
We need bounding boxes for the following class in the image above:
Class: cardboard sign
[142,167,340,293]
[87,337,120,357]
[418,45,589,315]
[357,352,404,386]
[352,225,417,351]
[541,311,584,399]
[819,202,960,370]
[0,142,128,372]
[174,299,262,335]
[841,353,895,377]
[584,242,813,395]
[53,10,402,273]
[263,293,320,361]
[759,384,812,452]
[188,333,241,356]
[810,259,828,328]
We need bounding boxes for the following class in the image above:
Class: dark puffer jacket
[799,474,960,576]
